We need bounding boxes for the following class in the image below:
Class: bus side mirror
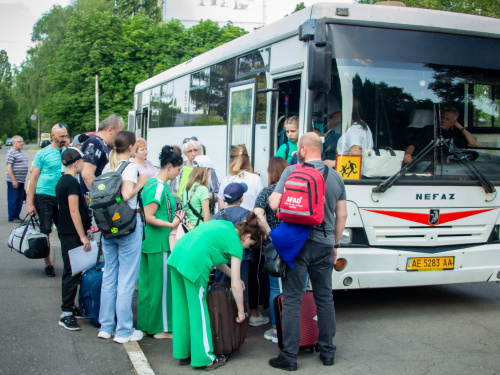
[307,40,332,92]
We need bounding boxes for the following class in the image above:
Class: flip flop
[204,356,226,371]
[153,332,173,339]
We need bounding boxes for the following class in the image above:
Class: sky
[0,0,355,69]
[0,0,72,68]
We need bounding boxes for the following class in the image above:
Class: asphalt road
[1,144,499,375]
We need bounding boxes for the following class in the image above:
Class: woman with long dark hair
[98,131,148,344]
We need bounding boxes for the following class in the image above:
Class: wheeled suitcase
[274,291,319,351]
[206,283,250,357]
[78,242,104,328]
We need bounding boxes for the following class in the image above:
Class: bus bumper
[333,244,500,289]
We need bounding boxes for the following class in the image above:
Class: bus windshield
[322,24,500,182]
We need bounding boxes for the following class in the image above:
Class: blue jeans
[7,182,24,221]
[99,215,143,338]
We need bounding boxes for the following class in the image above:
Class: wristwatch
[334,244,339,248]
[459,127,465,133]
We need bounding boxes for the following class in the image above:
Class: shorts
[35,194,59,234]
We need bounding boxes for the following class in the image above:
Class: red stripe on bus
[363,209,496,226]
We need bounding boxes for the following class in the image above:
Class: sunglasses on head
[230,144,245,150]
[57,123,68,128]
[183,136,198,144]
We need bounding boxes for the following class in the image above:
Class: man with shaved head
[27,124,68,277]
[268,132,348,371]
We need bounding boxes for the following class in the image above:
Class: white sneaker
[98,330,113,339]
[113,329,143,344]
[249,314,270,327]
[264,328,278,343]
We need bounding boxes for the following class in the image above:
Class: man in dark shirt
[404,107,480,163]
[80,114,124,194]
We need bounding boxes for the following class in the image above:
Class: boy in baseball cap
[56,147,92,331]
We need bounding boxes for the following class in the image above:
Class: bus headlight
[339,229,352,245]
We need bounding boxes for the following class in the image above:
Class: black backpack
[89,161,137,239]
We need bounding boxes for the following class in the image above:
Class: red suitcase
[274,291,319,352]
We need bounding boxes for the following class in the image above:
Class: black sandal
[204,356,226,371]
[179,357,191,366]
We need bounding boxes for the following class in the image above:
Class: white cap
[193,155,215,169]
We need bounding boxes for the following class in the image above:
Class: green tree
[0,50,12,87]
[293,2,306,13]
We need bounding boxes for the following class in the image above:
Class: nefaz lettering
[416,193,455,200]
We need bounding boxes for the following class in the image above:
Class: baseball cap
[193,155,215,169]
[61,147,84,166]
[223,182,248,203]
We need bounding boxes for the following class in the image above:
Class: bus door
[140,106,149,141]
[127,109,136,132]
[226,79,257,172]
[271,77,302,160]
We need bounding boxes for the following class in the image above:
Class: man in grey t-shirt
[268,132,347,371]
[6,135,29,222]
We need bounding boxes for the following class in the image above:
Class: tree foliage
[13,0,246,136]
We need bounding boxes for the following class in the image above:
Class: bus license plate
[406,256,455,271]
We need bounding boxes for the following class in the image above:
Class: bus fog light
[497,271,500,279]
[334,258,347,272]
[343,277,353,287]
[339,229,352,245]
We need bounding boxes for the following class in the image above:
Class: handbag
[168,185,199,250]
[262,241,286,278]
[8,214,49,259]
[362,147,404,177]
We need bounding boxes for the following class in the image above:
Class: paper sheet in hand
[68,241,98,275]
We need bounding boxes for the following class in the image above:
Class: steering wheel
[443,149,479,162]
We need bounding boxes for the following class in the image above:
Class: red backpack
[277,163,329,226]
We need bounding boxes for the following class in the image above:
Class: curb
[124,341,155,375]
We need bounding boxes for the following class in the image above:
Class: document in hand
[68,241,99,275]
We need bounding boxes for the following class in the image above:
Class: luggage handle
[19,214,40,247]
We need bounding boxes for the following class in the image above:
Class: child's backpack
[277,163,329,226]
[89,161,137,239]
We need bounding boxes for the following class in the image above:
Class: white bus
[130,2,500,289]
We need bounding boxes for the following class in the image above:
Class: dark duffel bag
[207,283,250,358]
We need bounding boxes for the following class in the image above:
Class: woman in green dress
[137,146,184,339]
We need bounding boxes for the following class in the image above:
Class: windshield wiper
[444,141,496,194]
[372,138,438,194]
[372,138,496,194]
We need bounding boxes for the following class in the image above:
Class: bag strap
[184,184,203,225]
[219,209,229,221]
[145,179,174,222]
[95,241,103,268]
[115,160,131,175]
[285,142,290,161]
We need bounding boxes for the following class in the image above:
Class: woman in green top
[137,146,185,339]
[181,165,211,230]
[167,213,263,370]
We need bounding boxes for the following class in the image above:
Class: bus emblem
[429,209,440,225]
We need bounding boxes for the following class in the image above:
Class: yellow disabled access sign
[335,155,362,180]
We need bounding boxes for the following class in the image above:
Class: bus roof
[134,2,500,94]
